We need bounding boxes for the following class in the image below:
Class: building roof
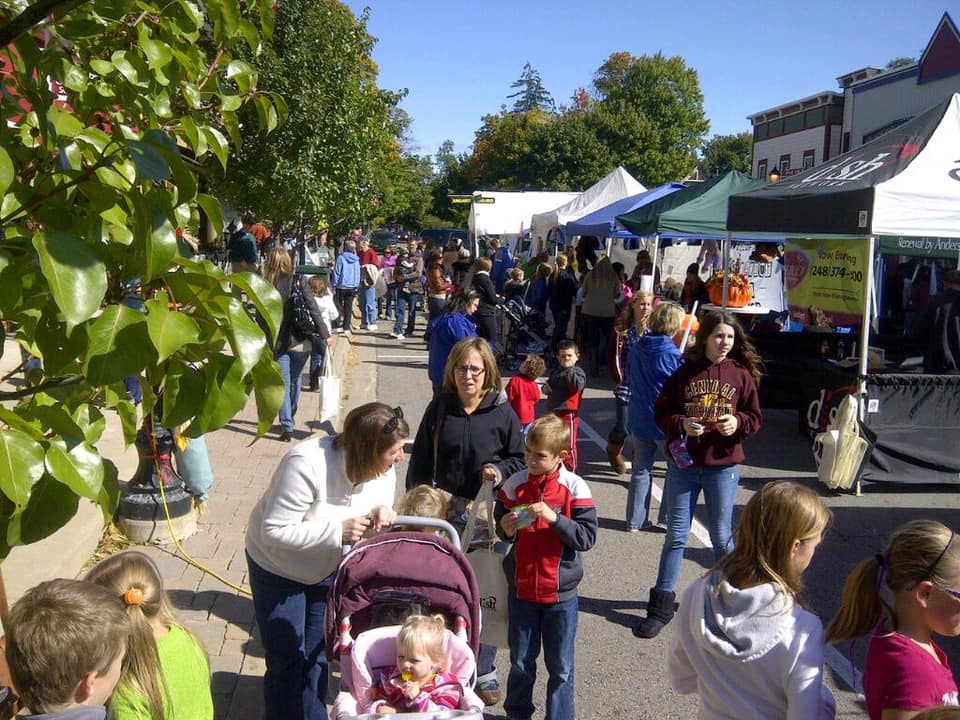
[746,91,842,124]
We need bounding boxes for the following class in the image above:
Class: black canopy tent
[727,93,960,488]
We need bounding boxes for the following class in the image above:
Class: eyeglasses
[939,587,960,601]
[454,365,485,377]
[384,406,404,433]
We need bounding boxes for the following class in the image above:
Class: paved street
[121,313,960,720]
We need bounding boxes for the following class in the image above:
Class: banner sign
[784,238,868,327]
[878,235,960,258]
[729,244,785,312]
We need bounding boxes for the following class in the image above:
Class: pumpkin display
[706,269,754,308]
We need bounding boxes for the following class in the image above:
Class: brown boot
[607,441,626,475]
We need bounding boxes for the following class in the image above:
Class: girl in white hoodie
[669,481,836,720]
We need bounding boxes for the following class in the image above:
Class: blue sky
[345,1,949,163]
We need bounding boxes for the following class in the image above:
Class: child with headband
[827,520,960,719]
[366,614,464,714]
[86,550,213,720]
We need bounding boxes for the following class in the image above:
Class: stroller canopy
[325,531,482,659]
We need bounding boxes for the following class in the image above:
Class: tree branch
[0,374,85,401]
[0,0,90,48]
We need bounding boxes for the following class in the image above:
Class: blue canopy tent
[565,182,687,239]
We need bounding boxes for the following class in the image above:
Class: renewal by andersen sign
[879,236,960,258]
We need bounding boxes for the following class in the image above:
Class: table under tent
[727,92,960,490]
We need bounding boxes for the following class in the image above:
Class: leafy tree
[525,112,614,190]
[0,0,285,556]
[460,108,550,188]
[701,132,753,176]
[507,62,555,114]
[209,0,402,231]
[589,51,709,185]
[428,140,470,226]
[885,57,915,70]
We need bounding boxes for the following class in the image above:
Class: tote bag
[461,480,510,648]
[317,354,342,423]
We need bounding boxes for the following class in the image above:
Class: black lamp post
[116,415,196,543]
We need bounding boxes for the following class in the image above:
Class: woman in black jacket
[548,253,579,351]
[406,336,525,706]
[471,256,501,346]
[263,248,330,442]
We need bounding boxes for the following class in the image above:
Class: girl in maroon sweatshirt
[633,310,763,639]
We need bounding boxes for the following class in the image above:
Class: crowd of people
[7,230,960,720]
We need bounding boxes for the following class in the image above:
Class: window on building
[803,150,815,169]
[769,119,784,137]
[828,105,843,125]
[757,160,768,179]
[784,114,804,133]
[779,155,791,175]
[842,132,850,153]
[804,108,825,128]
[754,123,768,141]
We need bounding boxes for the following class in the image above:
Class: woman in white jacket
[245,402,409,720]
[668,481,836,720]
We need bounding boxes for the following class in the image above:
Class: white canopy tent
[529,166,646,248]
[468,190,579,256]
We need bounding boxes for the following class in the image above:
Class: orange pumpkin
[708,283,753,308]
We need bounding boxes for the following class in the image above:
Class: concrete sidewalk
[1,327,373,720]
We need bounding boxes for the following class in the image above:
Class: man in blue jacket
[332,239,360,335]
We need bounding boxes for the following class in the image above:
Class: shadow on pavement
[578,594,646,628]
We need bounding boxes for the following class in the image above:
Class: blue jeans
[626,436,661,530]
[394,292,420,336]
[506,595,578,720]
[358,285,377,327]
[277,350,309,433]
[247,554,332,720]
[653,462,740,593]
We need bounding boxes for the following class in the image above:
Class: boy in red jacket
[542,340,586,471]
[495,414,598,720]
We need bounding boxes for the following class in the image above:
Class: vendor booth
[467,190,578,257]
[727,92,960,488]
[530,166,645,248]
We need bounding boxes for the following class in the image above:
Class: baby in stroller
[327,525,485,719]
[367,614,465,713]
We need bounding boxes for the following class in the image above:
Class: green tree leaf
[32,230,108,329]
[0,146,14,197]
[7,475,80,546]
[0,428,45,508]
[250,352,285,435]
[144,292,202,362]
[160,361,205,428]
[216,294,267,376]
[84,305,156,385]
[46,438,104,501]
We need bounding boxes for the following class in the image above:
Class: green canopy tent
[617,171,773,307]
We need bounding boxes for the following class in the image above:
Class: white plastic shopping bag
[317,355,341,423]
[461,481,510,647]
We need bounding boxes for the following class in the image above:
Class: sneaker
[390,331,403,339]
[627,527,640,533]
[476,679,501,707]
[368,323,378,331]
[395,333,405,340]
[343,329,352,337]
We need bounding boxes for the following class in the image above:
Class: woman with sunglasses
[827,520,960,719]
[407,336,526,706]
[245,402,409,720]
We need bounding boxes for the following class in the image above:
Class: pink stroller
[325,525,485,719]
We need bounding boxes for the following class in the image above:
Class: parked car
[420,227,468,250]
[369,228,398,253]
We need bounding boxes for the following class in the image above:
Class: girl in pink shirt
[828,520,960,719]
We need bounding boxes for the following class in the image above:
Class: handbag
[289,276,318,341]
[461,480,510,648]
[317,354,341,423]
